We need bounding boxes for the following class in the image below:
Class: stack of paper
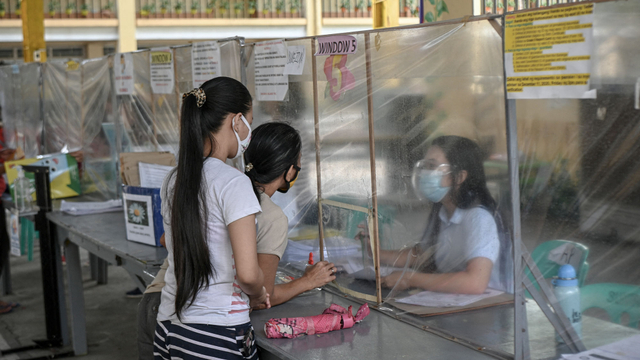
[120,152,176,186]
[561,334,640,360]
[396,288,504,308]
[61,199,123,216]
[139,162,175,189]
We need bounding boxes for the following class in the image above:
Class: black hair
[166,76,252,319]
[243,122,302,201]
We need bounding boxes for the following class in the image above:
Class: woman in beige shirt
[244,122,336,307]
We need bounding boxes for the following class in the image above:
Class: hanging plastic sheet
[517,1,640,359]
[17,63,43,158]
[81,57,119,200]
[0,65,20,150]
[42,60,83,154]
[247,38,324,273]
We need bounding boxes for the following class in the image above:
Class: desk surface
[47,211,167,267]
[250,290,498,360]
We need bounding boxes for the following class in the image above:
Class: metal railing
[480,0,590,14]
[135,0,305,19]
[322,0,419,18]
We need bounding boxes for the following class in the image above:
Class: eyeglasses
[415,160,451,174]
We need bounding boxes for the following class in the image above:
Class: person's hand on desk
[382,271,416,291]
[249,286,271,311]
[302,261,337,289]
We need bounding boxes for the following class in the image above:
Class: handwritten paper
[283,45,306,75]
[150,47,174,94]
[254,40,289,101]
[192,41,221,89]
[396,288,504,308]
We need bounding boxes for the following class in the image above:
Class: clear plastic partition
[519,1,640,359]
[0,65,20,150]
[314,34,379,301]
[19,63,43,158]
[81,57,119,200]
[246,39,325,273]
[43,61,83,153]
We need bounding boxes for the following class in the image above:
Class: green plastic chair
[526,240,589,295]
[581,283,640,328]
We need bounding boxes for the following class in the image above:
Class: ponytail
[166,77,252,319]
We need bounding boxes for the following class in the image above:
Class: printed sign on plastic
[114,53,135,95]
[315,35,358,56]
[150,47,175,94]
[283,45,306,75]
[192,41,222,89]
[254,40,289,101]
[504,4,596,99]
[123,192,156,246]
[9,210,20,257]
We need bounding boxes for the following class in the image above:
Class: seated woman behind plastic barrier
[370,136,513,295]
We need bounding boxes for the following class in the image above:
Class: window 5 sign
[315,35,358,56]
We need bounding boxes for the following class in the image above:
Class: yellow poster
[504,4,596,99]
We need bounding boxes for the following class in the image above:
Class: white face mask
[231,115,251,160]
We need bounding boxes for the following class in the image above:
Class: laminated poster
[254,40,289,101]
[150,47,175,94]
[192,41,221,89]
[114,53,135,95]
[123,192,156,246]
[504,3,596,99]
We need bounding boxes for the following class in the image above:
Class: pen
[308,252,314,266]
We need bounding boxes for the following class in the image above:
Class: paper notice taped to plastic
[114,53,135,95]
[150,47,175,94]
[283,45,306,75]
[315,35,358,56]
[254,40,289,101]
[192,41,222,89]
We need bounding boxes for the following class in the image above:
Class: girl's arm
[382,257,493,295]
[257,254,335,307]
[228,214,265,296]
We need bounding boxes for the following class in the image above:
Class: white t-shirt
[431,206,504,292]
[256,192,289,259]
[157,158,262,326]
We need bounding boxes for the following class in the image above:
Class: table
[47,211,167,356]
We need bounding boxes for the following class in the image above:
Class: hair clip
[245,163,254,172]
[182,88,206,108]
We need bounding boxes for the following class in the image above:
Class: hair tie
[245,163,254,172]
[182,88,206,108]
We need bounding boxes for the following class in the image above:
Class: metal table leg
[64,239,87,356]
[96,258,108,285]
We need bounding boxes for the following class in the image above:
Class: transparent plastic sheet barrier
[246,39,325,276]
[81,57,119,200]
[43,61,83,153]
[518,2,640,359]
[0,66,19,150]
[19,63,43,158]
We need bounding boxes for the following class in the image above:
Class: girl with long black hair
[243,123,336,308]
[154,77,269,360]
[378,136,512,294]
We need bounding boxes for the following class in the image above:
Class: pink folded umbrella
[264,303,370,339]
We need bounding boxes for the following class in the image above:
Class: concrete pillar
[116,0,137,52]
[86,42,104,59]
[305,0,322,36]
[21,0,46,62]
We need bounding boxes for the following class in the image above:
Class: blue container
[552,264,582,343]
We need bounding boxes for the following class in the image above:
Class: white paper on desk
[61,199,123,215]
[562,334,640,360]
[348,265,407,280]
[396,288,504,308]
[139,162,174,189]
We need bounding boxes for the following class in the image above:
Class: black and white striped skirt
[153,320,259,360]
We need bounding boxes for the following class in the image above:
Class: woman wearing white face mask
[376,136,512,295]
[155,77,269,360]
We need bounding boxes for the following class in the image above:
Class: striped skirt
[153,320,259,360]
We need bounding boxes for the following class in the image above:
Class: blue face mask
[418,170,450,203]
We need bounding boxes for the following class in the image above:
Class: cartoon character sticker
[323,55,355,101]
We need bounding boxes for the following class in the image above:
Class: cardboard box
[5,154,81,201]
[122,185,164,247]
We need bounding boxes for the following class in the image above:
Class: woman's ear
[285,164,296,182]
[456,170,468,185]
[231,113,243,132]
